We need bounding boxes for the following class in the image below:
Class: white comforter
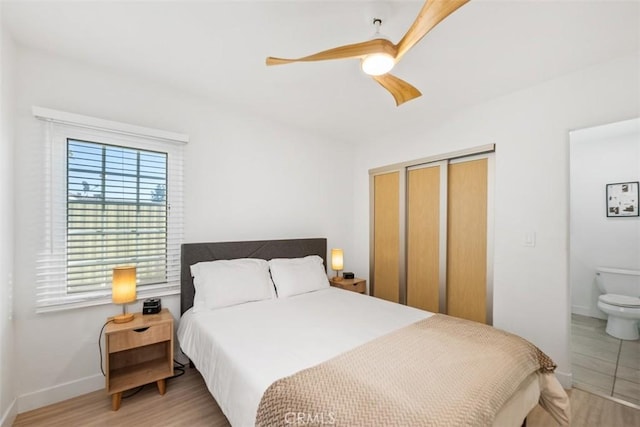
[177,287,430,427]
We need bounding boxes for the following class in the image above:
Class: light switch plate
[523,231,536,247]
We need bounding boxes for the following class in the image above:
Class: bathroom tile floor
[571,313,640,406]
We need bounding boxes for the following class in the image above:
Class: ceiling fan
[266,0,470,106]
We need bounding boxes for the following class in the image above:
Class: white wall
[12,46,354,412]
[570,118,640,318]
[0,9,17,426]
[351,53,640,387]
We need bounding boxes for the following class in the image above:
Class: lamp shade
[112,266,137,304]
[361,53,395,76]
[331,249,344,271]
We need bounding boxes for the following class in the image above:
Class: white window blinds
[67,140,169,292]
[34,107,187,311]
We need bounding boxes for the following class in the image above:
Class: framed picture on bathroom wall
[606,181,639,217]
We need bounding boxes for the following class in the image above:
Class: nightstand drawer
[330,278,367,294]
[108,323,171,352]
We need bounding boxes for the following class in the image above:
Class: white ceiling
[3,0,639,144]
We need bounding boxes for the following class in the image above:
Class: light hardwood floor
[13,365,640,426]
[13,367,228,427]
[571,313,640,406]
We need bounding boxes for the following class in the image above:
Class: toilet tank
[596,267,640,296]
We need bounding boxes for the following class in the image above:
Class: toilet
[595,267,640,340]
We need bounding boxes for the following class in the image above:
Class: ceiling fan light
[361,53,395,76]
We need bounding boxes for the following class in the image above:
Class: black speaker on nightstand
[142,298,162,315]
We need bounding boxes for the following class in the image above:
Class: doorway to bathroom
[569,118,640,407]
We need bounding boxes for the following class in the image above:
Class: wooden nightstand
[329,277,367,294]
[104,308,174,410]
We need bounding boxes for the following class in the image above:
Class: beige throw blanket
[256,314,570,426]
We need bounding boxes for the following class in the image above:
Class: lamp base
[332,276,343,281]
[113,313,135,324]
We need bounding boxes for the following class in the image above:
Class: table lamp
[112,266,137,323]
[331,248,344,281]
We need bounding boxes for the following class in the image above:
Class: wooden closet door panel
[407,166,440,312]
[446,158,488,323]
[373,172,400,303]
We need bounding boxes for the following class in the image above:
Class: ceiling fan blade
[266,38,396,66]
[395,0,470,61]
[372,74,422,106]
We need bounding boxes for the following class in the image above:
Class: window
[34,107,186,311]
[67,140,168,293]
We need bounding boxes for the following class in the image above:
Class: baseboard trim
[556,370,573,389]
[571,305,591,317]
[572,305,607,320]
[17,374,104,414]
[0,399,17,427]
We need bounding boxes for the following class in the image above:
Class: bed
[177,238,570,427]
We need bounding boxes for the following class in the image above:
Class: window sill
[36,287,179,314]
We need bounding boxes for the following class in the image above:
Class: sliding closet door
[369,145,494,324]
[372,172,400,303]
[406,165,441,312]
[446,158,488,323]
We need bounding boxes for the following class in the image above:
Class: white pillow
[269,255,330,298]
[190,258,275,312]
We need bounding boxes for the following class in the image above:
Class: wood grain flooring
[13,367,229,427]
[13,364,640,426]
[528,388,640,426]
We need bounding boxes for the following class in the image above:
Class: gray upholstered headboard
[180,238,327,314]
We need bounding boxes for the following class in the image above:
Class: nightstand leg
[156,378,166,395]
[111,392,122,411]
